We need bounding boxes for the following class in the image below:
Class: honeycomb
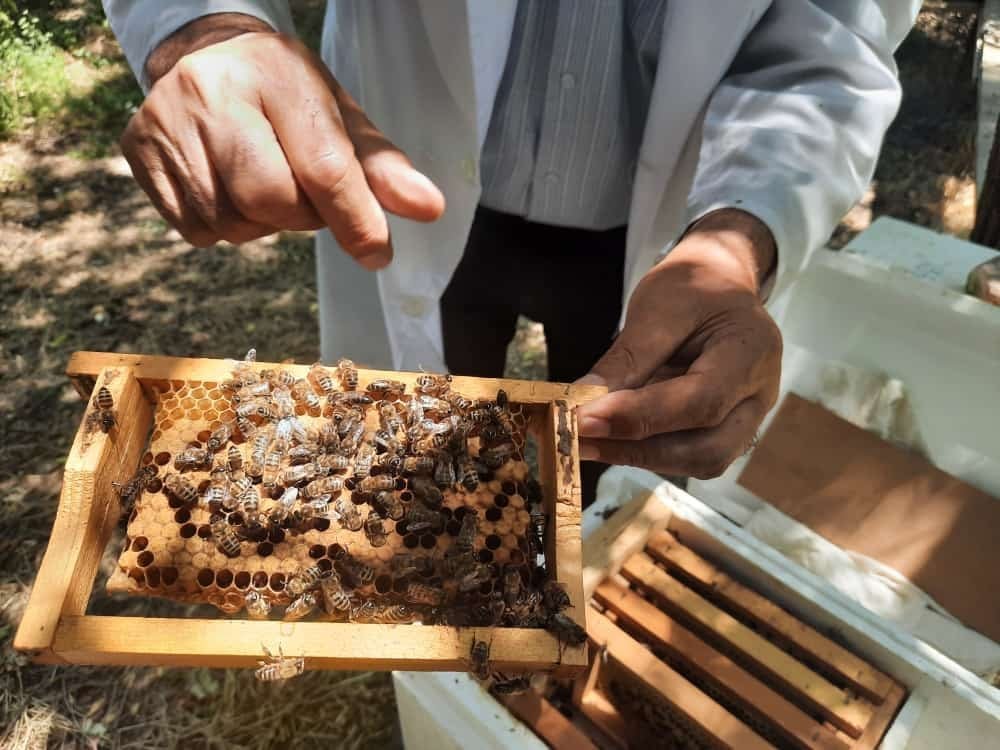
[108,363,547,623]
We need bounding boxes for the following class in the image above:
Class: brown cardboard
[738,393,1000,644]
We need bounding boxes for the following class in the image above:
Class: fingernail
[579,415,610,438]
[357,249,392,271]
[574,373,608,387]
[579,443,599,462]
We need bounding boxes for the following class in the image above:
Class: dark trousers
[440,206,626,507]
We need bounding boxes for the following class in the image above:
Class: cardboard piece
[738,394,1000,643]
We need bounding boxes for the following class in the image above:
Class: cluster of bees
[112,350,585,685]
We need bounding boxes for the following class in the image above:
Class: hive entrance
[110,355,550,626]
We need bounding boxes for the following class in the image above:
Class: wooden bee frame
[14,352,604,676]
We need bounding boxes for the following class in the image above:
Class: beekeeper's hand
[576,208,782,479]
[121,13,445,268]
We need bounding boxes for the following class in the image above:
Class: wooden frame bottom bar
[49,616,579,674]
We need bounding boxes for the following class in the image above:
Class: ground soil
[0,2,984,747]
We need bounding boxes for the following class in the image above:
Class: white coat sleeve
[685,1,921,299]
[102,1,297,91]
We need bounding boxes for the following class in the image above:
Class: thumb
[333,83,446,223]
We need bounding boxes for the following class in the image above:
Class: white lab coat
[106,0,921,371]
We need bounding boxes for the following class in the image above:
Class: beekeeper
[103,1,919,487]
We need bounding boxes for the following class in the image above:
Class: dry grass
[0,1,983,747]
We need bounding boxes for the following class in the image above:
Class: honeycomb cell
[197,569,214,587]
[191,387,206,399]
[196,429,212,443]
[494,493,510,508]
[493,548,509,564]
[147,478,163,494]
[128,568,145,586]
[132,536,149,552]
[150,429,163,442]
[192,552,210,569]
[208,389,222,400]
[268,573,285,592]
[187,409,203,421]
[220,409,235,421]
[234,571,251,589]
[142,452,154,465]
[308,544,326,559]
[155,452,171,466]
[403,534,419,549]
[419,534,436,550]
[204,409,218,422]
[485,507,502,523]
[166,538,185,554]
[485,534,502,551]
[257,541,273,557]
[169,407,184,421]
[252,571,269,589]
[508,548,524,566]
[145,567,161,587]
[174,551,192,566]
[198,398,212,411]
[179,523,197,539]
[181,397,195,409]
[216,569,234,588]
[445,520,461,537]
[170,380,185,391]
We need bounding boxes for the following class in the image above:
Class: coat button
[560,72,576,89]
[400,295,427,318]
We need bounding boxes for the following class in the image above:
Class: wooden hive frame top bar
[14,351,605,676]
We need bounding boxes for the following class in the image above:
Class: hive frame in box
[13,351,605,676]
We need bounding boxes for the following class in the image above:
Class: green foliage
[0,9,72,137]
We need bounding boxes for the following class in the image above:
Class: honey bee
[404,504,441,534]
[240,484,261,523]
[392,553,434,580]
[480,441,518,468]
[354,442,376,478]
[93,385,117,433]
[490,673,531,695]
[226,445,244,474]
[112,465,157,512]
[328,391,373,408]
[358,474,398,494]
[286,564,329,597]
[331,496,363,532]
[379,403,405,435]
[287,443,318,465]
[444,390,475,412]
[542,580,572,614]
[408,476,443,508]
[336,552,375,588]
[284,590,318,621]
[234,381,271,402]
[463,407,492,427]
[290,378,321,410]
[304,475,346,499]
[508,590,547,628]
[457,456,479,491]
[374,453,403,475]
[363,511,388,548]
[415,373,452,397]
[316,422,341,452]
[262,450,282,487]
[267,368,297,389]
[545,612,587,646]
[308,363,337,395]
[245,590,272,620]
[163,473,199,507]
[174,446,211,471]
[455,510,478,554]
[370,491,404,521]
[339,420,366,455]
[235,400,264,420]
[254,644,304,682]
[402,455,435,476]
[365,378,406,401]
[372,429,402,454]
[469,639,491,681]
[235,414,257,438]
[350,601,421,624]
[502,566,523,607]
[433,456,456,487]
[271,387,295,419]
[280,462,320,486]
[334,357,358,390]
[208,465,236,510]
[316,453,351,472]
[415,394,453,419]
[457,562,493,592]
[211,518,242,558]
[319,574,353,615]
[404,581,446,606]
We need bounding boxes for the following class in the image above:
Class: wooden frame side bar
[14,367,153,659]
[499,690,600,750]
[66,351,607,406]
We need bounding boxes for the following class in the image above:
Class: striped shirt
[479,0,667,230]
